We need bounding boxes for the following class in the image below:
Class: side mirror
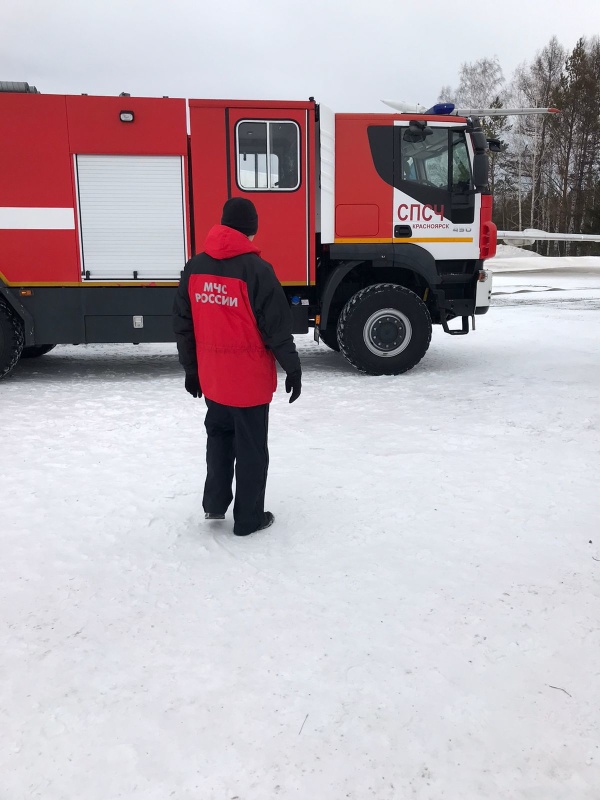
[471,131,487,153]
[403,120,433,143]
[470,129,489,189]
[487,138,506,153]
[472,152,489,189]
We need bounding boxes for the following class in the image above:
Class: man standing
[173,198,301,536]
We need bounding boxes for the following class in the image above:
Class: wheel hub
[363,309,412,357]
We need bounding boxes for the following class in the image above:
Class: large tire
[319,326,341,352]
[337,283,432,375]
[21,344,56,359]
[0,300,24,378]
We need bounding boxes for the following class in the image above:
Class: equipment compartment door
[76,155,187,281]
[228,108,310,285]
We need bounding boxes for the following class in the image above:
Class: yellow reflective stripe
[0,272,179,287]
[334,237,474,244]
[394,237,474,243]
[0,272,314,289]
[333,238,393,244]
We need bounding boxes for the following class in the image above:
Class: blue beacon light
[429,103,456,115]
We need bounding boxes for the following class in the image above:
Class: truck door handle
[394,225,412,238]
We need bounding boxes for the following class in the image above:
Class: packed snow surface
[2,258,600,799]
[494,243,545,260]
[492,243,600,273]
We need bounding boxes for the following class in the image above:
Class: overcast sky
[2,0,599,112]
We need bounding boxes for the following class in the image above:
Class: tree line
[439,36,600,255]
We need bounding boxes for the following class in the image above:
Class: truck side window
[402,128,449,189]
[236,120,300,191]
[237,122,268,189]
[368,124,475,222]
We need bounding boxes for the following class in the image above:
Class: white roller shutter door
[76,155,186,280]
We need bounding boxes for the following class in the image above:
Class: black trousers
[203,399,270,535]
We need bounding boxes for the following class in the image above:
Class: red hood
[203,225,261,260]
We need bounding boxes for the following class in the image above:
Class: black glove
[285,371,301,403]
[185,373,202,398]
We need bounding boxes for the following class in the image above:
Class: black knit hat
[221,197,258,236]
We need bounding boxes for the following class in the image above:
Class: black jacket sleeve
[252,262,301,376]
[172,265,198,376]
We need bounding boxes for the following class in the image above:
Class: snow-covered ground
[2,255,600,799]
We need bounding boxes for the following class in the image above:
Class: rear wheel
[0,300,24,378]
[21,344,56,358]
[337,283,432,375]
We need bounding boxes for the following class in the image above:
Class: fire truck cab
[0,83,495,379]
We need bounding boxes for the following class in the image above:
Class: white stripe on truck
[0,207,75,230]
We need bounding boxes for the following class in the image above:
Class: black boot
[234,511,274,536]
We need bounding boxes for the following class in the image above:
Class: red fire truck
[0,81,496,380]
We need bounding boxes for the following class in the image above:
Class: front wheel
[337,283,432,375]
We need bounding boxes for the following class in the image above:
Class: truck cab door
[392,123,479,259]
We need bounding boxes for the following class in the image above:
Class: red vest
[188,226,277,407]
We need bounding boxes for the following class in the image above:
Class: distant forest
[439,36,600,255]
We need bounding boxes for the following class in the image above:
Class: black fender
[0,285,35,345]
[319,260,362,332]
[321,243,440,331]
